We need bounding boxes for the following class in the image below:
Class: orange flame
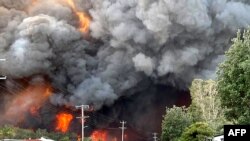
[29,106,40,116]
[55,113,73,133]
[64,0,90,33]
[77,135,81,141]
[3,83,52,123]
[27,0,90,33]
[91,130,108,141]
[112,137,118,141]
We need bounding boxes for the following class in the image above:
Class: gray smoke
[1,0,250,110]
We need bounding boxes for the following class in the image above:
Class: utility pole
[0,59,6,80]
[152,132,158,141]
[76,105,89,141]
[119,121,127,141]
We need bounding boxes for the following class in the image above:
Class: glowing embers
[55,112,73,133]
[64,0,91,33]
[91,130,108,141]
[29,106,40,116]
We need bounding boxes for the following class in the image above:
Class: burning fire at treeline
[1,0,250,140]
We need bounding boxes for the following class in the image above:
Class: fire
[29,106,39,116]
[77,135,81,141]
[77,12,90,33]
[91,130,108,141]
[64,0,90,33]
[112,137,118,141]
[55,112,73,133]
[3,83,52,123]
[28,0,90,33]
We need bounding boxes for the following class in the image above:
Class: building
[212,135,224,141]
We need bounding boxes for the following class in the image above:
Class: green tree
[15,128,36,139]
[179,122,214,141]
[35,129,49,138]
[60,136,71,141]
[161,106,193,141]
[0,125,78,140]
[47,132,74,141]
[217,29,250,124]
[0,125,15,139]
[189,79,228,132]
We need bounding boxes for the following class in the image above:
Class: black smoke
[0,0,250,139]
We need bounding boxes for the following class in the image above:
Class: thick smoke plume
[1,0,250,132]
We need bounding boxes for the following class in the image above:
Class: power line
[87,112,152,140]
[76,105,89,141]
[119,121,126,141]
[152,132,158,141]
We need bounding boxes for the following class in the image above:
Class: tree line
[161,29,250,141]
[0,125,82,141]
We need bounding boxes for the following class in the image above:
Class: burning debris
[90,130,108,141]
[1,0,250,140]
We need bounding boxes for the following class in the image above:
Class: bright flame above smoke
[91,130,108,141]
[55,113,73,133]
[64,0,90,33]
[28,0,91,33]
